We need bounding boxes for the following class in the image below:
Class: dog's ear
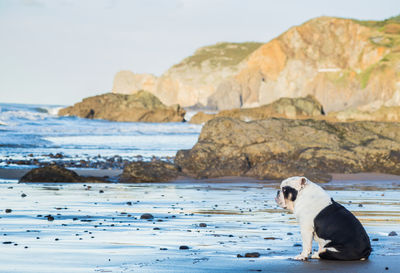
[300,177,307,189]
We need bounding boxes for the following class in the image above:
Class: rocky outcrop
[113,16,400,112]
[175,117,400,182]
[119,161,180,182]
[328,106,400,122]
[190,95,324,124]
[112,42,262,107]
[58,91,186,122]
[19,165,106,183]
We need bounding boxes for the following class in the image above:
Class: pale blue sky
[0,0,399,105]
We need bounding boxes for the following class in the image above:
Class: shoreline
[1,167,400,188]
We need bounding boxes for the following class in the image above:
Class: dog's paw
[311,252,320,259]
[294,254,308,261]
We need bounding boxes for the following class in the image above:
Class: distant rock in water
[58,91,186,122]
[176,117,400,182]
[119,160,180,183]
[19,165,106,183]
[189,95,324,124]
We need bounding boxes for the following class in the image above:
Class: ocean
[0,103,201,167]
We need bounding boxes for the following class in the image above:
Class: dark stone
[245,252,260,258]
[199,223,207,227]
[388,231,398,236]
[5,209,12,213]
[19,165,107,183]
[293,243,302,247]
[140,213,154,220]
[179,245,189,250]
[372,238,379,241]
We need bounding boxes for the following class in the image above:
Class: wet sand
[0,171,399,272]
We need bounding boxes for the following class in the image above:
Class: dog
[275,176,371,261]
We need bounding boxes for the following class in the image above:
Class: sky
[0,0,399,105]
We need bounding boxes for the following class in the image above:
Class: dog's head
[275,176,308,212]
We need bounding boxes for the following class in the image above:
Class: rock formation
[113,16,400,112]
[189,95,324,124]
[19,165,106,183]
[119,160,180,182]
[175,117,400,182]
[58,91,186,122]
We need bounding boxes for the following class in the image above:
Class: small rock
[153,227,160,230]
[372,238,379,241]
[140,213,154,220]
[245,252,260,258]
[160,248,168,250]
[293,243,302,247]
[199,223,207,227]
[287,232,293,235]
[45,215,55,221]
[179,245,189,250]
[264,237,280,240]
[388,231,398,236]
[5,209,12,213]
[358,204,363,207]
[21,193,27,198]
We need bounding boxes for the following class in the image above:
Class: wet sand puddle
[0,179,399,272]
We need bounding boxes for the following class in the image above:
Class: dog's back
[314,199,372,260]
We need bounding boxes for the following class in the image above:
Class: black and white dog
[275,176,371,261]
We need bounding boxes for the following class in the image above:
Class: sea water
[0,103,201,163]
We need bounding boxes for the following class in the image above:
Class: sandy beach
[0,168,399,272]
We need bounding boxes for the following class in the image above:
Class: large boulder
[189,96,324,124]
[19,165,106,183]
[119,161,180,182]
[58,91,186,122]
[176,117,400,182]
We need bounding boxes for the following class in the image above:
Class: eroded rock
[176,117,400,182]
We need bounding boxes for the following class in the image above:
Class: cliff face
[231,17,400,112]
[112,42,262,107]
[113,16,400,112]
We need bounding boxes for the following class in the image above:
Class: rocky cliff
[114,16,400,112]
[58,91,185,122]
[175,117,400,182]
[112,42,262,107]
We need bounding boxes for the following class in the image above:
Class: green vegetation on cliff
[173,42,263,68]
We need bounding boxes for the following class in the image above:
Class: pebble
[199,223,207,227]
[140,213,154,220]
[264,237,280,240]
[237,252,260,258]
[5,209,12,213]
[287,232,293,235]
[293,243,302,247]
[372,238,379,241]
[388,231,398,236]
[179,245,189,250]
[21,193,27,198]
